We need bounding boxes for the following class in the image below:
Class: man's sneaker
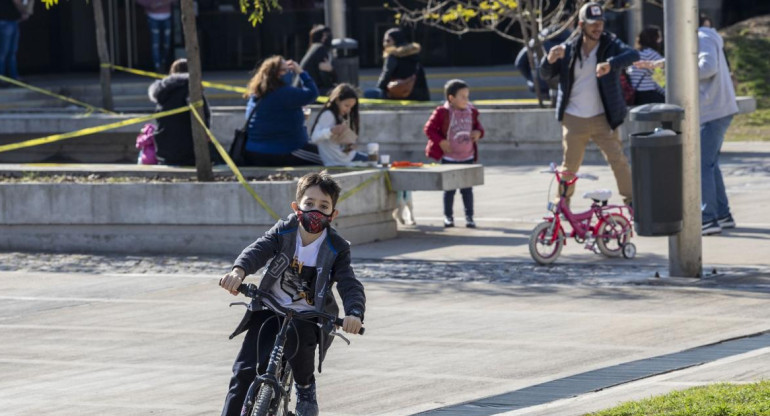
[295,383,319,416]
[466,216,476,228]
[717,214,736,229]
[702,219,722,236]
[444,217,454,228]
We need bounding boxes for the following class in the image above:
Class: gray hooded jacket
[697,27,738,124]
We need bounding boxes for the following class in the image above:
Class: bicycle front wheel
[529,221,564,265]
[251,384,274,416]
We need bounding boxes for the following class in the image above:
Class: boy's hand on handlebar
[220,267,245,295]
[341,315,363,334]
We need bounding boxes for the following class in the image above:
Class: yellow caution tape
[103,63,435,106]
[188,104,282,221]
[339,170,389,202]
[106,63,248,94]
[0,101,202,154]
[0,74,117,115]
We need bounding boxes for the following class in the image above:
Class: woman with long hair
[628,25,665,105]
[309,83,368,166]
[242,55,321,166]
[364,28,430,101]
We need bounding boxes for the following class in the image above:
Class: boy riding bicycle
[219,171,366,416]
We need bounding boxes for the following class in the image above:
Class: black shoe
[465,216,476,228]
[444,217,454,228]
[717,214,735,229]
[702,219,722,236]
[295,383,319,416]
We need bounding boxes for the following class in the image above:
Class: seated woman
[243,56,322,166]
[309,83,368,166]
[148,58,215,166]
[364,28,430,101]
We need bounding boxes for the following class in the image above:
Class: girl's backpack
[136,123,158,165]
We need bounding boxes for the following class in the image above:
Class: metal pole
[626,0,643,45]
[325,0,346,38]
[125,0,132,68]
[665,0,702,277]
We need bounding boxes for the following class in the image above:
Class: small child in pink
[424,79,484,228]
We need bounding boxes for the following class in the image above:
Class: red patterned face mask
[297,209,332,234]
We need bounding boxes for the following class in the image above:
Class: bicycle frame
[242,310,294,415]
[235,284,364,416]
[543,170,634,244]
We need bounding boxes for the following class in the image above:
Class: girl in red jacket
[424,79,484,228]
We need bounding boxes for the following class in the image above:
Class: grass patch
[723,27,770,141]
[586,381,770,416]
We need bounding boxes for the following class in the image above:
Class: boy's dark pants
[221,310,321,416]
[441,158,474,218]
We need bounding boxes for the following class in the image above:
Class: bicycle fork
[242,313,295,415]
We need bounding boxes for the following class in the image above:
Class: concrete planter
[0,164,485,255]
[0,169,397,255]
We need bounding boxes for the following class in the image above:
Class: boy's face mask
[297,209,332,234]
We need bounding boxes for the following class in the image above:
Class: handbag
[386,63,420,99]
[387,74,417,99]
[229,98,260,165]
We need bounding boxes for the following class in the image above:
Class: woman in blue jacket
[243,56,322,166]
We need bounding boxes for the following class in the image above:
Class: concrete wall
[0,169,398,255]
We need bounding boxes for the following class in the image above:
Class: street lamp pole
[325,0,347,38]
[665,0,702,277]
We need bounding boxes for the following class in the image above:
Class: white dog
[393,190,416,225]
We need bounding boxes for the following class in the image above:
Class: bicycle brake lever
[229,302,249,308]
[330,330,351,345]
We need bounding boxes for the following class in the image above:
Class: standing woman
[243,56,322,166]
[365,28,430,101]
[628,26,665,105]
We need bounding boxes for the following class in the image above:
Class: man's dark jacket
[230,213,366,371]
[539,32,639,129]
[148,73,213,166]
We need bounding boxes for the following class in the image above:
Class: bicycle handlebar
[237,283,365,335]
[539,164,599,181]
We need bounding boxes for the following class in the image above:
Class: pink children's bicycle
[529,163,636,265]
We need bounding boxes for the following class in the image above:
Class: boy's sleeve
[472,108,485,139]
[233,222,282,276]
[332,248,366,321]
[423,107,446,144]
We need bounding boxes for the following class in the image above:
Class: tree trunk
[180,0,214,181]
[92,0,114,111]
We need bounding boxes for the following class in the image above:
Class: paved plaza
[1,142,769,415]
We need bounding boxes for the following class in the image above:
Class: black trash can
[629,104,685,236]
[332,38,359,86]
